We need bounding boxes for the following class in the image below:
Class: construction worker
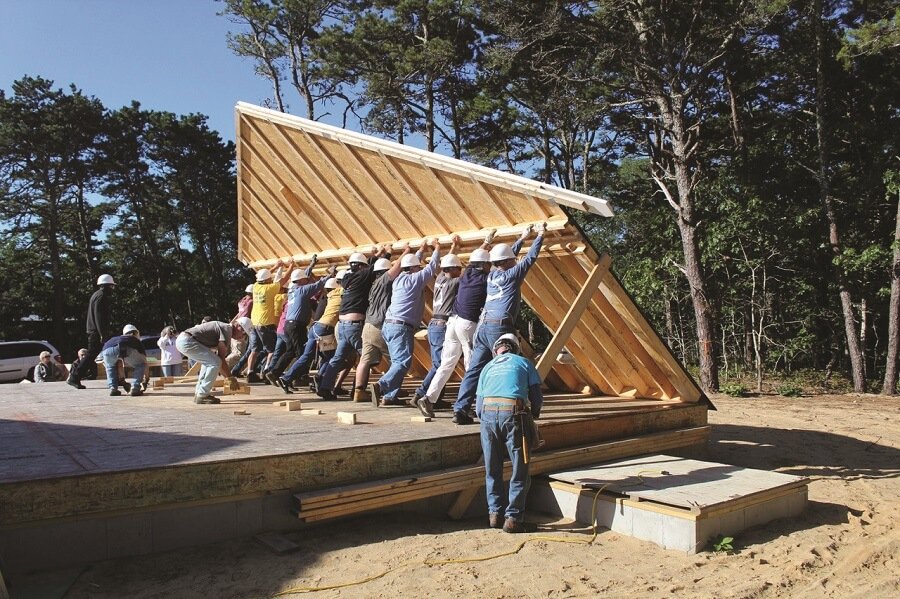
[412,236,462,406]
[176,318,250,404]
[246,260,293,382]
[476,333,543,533]
[99,324,148,397]
[68,273,116,389]
[452,223,546,424]
[316,246,390,399]
[416,234,495,417]
[266,259,336,391]
[351,251,405,401]
[229,284,255,378]
[370,238,441,406]
[279,272,344,394]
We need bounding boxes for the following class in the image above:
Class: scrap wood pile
[293,426,709,522]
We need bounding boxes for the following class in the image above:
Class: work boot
[130,386,143,397]
[333,387,348,398]
[264,372,279,387]
[317,389,335,401]
[368,382,382,407]
[193,395,221,404]
[296,375,310,387]
[488,513,503,529]
[502,518,525,534]
[353,388,371,403]
[67,377,86,390]
[109,388,122,397]
[122,381,131,393]
[452,410,474,425]
[416,397,435,418]
[276,378,293,394]
[247,372,261,384]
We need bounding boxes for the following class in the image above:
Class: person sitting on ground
[34,351,64,383]
[69,348,92,380]
[476,333,543,534]
[176,318,250,404]
[99,324,148,397]
[157,326,184,377]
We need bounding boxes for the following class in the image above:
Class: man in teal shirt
[476,333,543,533]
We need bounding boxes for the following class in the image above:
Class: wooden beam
[536,254,612,380]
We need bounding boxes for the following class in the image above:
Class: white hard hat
[255,268,272,282]
[489,244,515,262]
[373,258,391,272]
[400,254,420,269]
[348,252,367,265]
[493,333,520,355]
[122,324,139,336]
[336,269,347,281]
[325,278,338,289]
[470,248,490,263]
[235,316,253,334]
[97,274,116,286]
[440,254,462,268]
[245,284,254,293]
[290,268,306,282]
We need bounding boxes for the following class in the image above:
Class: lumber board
[294,426,709,522]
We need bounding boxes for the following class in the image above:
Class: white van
[0,340,64,383]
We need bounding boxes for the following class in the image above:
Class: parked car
[0,340,65,383]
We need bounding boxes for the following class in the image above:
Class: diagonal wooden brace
[535,254,612,381]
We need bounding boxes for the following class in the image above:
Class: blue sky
[0,0,281,142]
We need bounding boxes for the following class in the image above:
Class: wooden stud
[223,384,251,396]
[410,416,432,423]
[285,400,302,411]
[152,380,165,390]
[336,412,357,425]
[300,409,323,415]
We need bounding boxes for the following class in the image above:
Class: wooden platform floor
[1,379,690,485]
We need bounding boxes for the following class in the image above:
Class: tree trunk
[814,0,865,392]
[46,197,65,342]
[883,188,900,395]
[75,182,97,279]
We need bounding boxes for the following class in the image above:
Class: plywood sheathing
[235,103,702,403]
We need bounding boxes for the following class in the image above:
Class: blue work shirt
[101,335,146,356]
[483,235,543,322]
[475,353,543,417]
[385,249,440,326]
[453,237,525,323]
[285,277,328,324]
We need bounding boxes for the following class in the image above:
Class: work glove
[227,376,241,391]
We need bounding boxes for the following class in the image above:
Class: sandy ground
[31,393,900,598]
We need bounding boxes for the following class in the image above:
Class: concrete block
[0,518,107,573]
[106,512,153,559]
[235,497,264,537]
[151,502,236,553]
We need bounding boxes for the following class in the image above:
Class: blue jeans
[480,407,529,521]
[453,322,512,413]
[378,322,415,399]
[230,327,257,376]
[318,320,363,390]
[265,333,288,374]
[416,319,446,396]
[283,323,333,383]
[176,335,220,397]
[161,363,182,377]
[101,345,147,390]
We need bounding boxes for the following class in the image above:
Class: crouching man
[176,317,250,404]
[476,333,543,533]
[100,324,147,397]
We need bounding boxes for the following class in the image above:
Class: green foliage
[776,383,803,397]
[712,536,735,553]
[721,382,749,398]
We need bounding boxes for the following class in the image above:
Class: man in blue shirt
[99,324,147,397]
[370,239,441,406]
[477,333,543,533]
[453,223,546,424]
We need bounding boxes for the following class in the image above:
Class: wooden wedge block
[272,400,288,406]
[223,383,251,395]
[300,409,323,415]
[161,376,175,384]
[152,380,165,390]
[212,379,224,389]
[285,400,302,411]
[233,410,250,416]
[410,416,432,423]
[336,412,357,425]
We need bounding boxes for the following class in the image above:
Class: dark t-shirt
[365,272,393,329]
[453,266,489,322]
[86,288,112,337]
[101,335,145,355]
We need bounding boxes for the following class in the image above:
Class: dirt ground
[41,393,900,598]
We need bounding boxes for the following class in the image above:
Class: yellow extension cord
[270,470,661,596]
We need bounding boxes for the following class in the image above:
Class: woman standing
[157,326,184,376]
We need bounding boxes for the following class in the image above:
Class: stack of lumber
[293,426,709,523]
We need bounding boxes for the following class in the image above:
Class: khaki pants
[360,322,390,368]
